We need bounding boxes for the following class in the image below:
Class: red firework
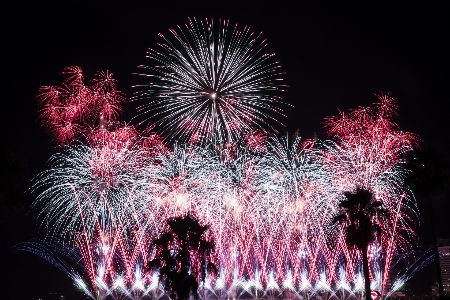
[37,66,126,145]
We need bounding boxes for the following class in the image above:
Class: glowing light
[25,21,426,299]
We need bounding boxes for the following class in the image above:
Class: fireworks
[29,94,421,299]
[24,19,427,300]
[133,18,288,144]
[37,66,126,144]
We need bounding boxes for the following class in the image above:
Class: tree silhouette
[405,147,449,300]
[333,188,387,300]
[148,214,217,300]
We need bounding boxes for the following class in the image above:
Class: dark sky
[1,2,449,299]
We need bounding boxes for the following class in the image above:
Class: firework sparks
[37,66,126,145]
[25,19,425,299]
[133,18,288,144]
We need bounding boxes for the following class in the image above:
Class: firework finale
[20,18,426,300]
[4,11,444,300]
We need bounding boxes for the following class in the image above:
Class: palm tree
[333,188,387,300]
[405,147,449,300]
[148,214,217,300]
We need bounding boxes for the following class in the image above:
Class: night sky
[1,2,449,299]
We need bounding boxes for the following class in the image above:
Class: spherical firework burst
[133,18,288,144]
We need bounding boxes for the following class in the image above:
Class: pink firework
[322,92,419,292]
[37,66,126,145]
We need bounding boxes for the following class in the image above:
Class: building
[431,238,450,296]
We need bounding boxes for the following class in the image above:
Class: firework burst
[37,66,126,145]
[133,18,288,144]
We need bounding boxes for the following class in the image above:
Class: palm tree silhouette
[333,188,387,300]
[405,147,449,300]
[148,214,217,300]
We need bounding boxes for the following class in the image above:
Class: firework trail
[18,230,162,300]
[133,18,288,144]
